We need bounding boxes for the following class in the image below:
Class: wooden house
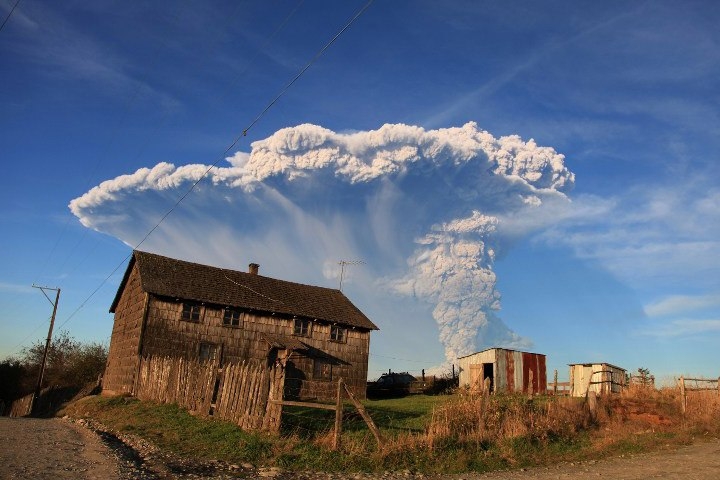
[457,348,546,394]
[102,251,378,401]
[569,362,626,397]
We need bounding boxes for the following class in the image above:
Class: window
[293,318,311,337]
[314,360,332,380]
[330,325,346,343]
[181,303,201,322]
[223,308,243,327]
[199,342,219,363]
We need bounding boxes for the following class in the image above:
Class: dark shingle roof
[110,250,378,331]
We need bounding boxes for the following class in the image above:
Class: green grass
[280,395,450,439]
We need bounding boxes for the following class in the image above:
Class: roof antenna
[338,260,364,291]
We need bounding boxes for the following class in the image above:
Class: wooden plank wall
[103,264,147,395]
[134,355,284,433]
[140,296,370,401]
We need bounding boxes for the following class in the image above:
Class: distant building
[569,362,626,397]
[103,250,378,402]
[457,348,546,394]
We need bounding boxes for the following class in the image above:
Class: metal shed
[569,362,626,397]
[457,348,546,394]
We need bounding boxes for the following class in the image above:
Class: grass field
[61,385,720,474]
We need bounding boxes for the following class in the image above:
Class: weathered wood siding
[458,349,497,389]
[139,296,370,401]
[103,264,147,395]
[569,363,626,397]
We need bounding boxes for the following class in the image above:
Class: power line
[53,0,375,332]
[243,0,374,136]
[0,0,21,33]
[3,1,307,357]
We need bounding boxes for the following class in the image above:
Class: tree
[14,331,108,392]
[636,367,654,388]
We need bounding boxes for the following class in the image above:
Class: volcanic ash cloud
[70,122,575,363]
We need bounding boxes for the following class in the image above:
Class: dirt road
[461,438,720,480]
[0,417,119,480]
[1,416,718,479]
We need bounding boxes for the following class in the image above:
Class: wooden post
[32,286,60,415]
[717,377,719,397]
[343,384,384,448]
[553,369,558,396]
[587,391,597,422]
[678,376,686,415]
[333,378,343,451]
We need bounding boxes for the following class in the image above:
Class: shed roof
[568,362,625,372]
[457,347,546,360]
[110,250,378,331]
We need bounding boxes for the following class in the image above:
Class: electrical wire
[52,0,375,333]
[6,1,306,352]
[0,0,21,33]
[10,2,261,349]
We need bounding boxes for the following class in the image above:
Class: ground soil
[1,416,719,479]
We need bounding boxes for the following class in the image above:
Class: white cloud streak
[536,183,720,292]
[645,294,720,318]
[640,319,720,338]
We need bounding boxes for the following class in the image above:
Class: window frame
[222,307,243,327]
[293,318,311,337]
[330,325,347,343]
[198,342,219,363]
[181,302,201,322]
[313,359,332,380]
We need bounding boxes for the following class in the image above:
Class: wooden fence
[270,377,383,451]
[677,376,720,415]
[9,392,33,417]
[135,355,284,432]
[547,370,571,396]
[8,385,82,418]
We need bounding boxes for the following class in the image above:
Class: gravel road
[0,417,118,480]
[1,416,719,479]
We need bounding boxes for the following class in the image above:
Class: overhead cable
[53,0,375,332]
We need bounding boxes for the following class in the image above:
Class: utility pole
[338,260,364,291]
[31,285,60,414]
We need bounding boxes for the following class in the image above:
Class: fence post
[678,376,686,415]
[587,391,597,422]
[333,378,343,451]
[717,377,720,398]
[343,383,384,449]
[553,369,558,396]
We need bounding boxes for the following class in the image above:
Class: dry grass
[62,382,720,474]
[366,383,720,469]
[423,392,588,450]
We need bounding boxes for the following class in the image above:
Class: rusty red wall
[521,352,546,394]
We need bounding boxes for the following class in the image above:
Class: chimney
[249,263,259,275]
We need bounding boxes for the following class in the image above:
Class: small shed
[569,363,626,397]
[457,348,546,394]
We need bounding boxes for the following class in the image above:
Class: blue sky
[2,0,719,382]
